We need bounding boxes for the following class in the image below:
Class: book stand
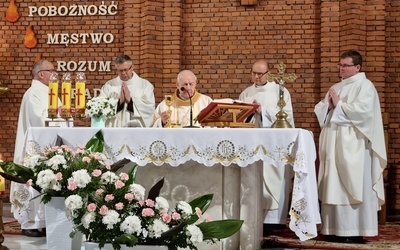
[197,102,259,128]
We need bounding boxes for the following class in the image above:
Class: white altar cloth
[22,127,320,248]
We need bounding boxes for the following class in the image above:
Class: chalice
[164,95,173,128]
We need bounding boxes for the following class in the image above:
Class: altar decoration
[75,72,86,118]
[48,72,59,118]
[65,165,243,250]
[164,95,173,128]
[61,73,72,118]
[85,96,118,127]
[6,0,20,23]
[24,25,38,49]
[267,62,297,128]
[0,131,243,250]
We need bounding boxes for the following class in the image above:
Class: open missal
[196,99,259,128]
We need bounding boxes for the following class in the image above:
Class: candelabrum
[267,62,297,128]
[164,95,173,128]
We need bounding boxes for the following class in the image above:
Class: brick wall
[0,0,399,213]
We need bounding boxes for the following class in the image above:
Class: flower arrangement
[0,131,243,250]
[85,96,118,118]
[66,166,242,250]
[0,131,109,204]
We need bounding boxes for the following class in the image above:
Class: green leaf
[189,194,213,212]
[0,161,34,183]
[185,194,213,224]
[85,130,104,153]
[198,219,243,239]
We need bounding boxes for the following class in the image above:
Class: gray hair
[177,70,197,83]
[114,54,132,65]
[32,59,48,78]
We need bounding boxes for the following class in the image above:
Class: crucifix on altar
[267,62,297,128]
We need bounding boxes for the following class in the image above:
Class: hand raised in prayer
[328,88,340,107]
[120,82,132,104]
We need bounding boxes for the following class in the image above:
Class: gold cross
[267,62,297,85]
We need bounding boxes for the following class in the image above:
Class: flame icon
[34,54,42,63]
[6,0,20,23]
[24,25,38,49]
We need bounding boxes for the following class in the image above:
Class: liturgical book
[196,99,259,128]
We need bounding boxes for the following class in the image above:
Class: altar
[22,127,320,249]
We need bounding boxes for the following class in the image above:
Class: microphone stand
[181,87,199,128]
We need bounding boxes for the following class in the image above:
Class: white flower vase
[91,115,106,127]
[84,242,168,250]
[45,197,83,250]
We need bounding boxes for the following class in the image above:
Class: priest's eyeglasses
[38,69,56,73]
[117,65,133,74]
[338,64,355,68]
[251,71,268,77]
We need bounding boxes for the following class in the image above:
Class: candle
[75,81,86,109]
[48,81,58,109]
[61,81,71,109]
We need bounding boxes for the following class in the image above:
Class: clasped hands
[328,88,340,110]
[110,82,132,104]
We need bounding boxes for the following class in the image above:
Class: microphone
[180,87,199,128]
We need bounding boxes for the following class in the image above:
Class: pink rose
[100,205,108,215]
[87,203,96,212]
[119,173,129,181]
[82,156,91,163]
[115,180,125,189]
[145,199,155,207]
[96,189,104,195]
[124,193,134,201]
[91,153,101,160]
[195,207,202,217]
[161,213,171,223]
[26,179,33,186]
[105,194,114,202]
[92,169,102,177]
[172,212,181,220]
[68,181,77,191]
[56,172,63,180]
[115,202,124,210]
[105,164,111,170]
[142,208,155,217]
[139,200,145,207]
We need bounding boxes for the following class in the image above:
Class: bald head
[251,60,269,86]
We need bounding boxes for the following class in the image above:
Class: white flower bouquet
[85,96,118,118]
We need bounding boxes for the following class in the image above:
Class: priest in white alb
[12,59,70,237]
[239,60,295,236]
[314,50,386,243]
[99,54,155,127]
[151,70,212,128]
